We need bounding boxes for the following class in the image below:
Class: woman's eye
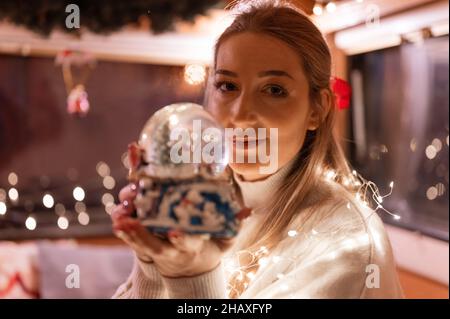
[263,85,288,97]
[214,81,238,92]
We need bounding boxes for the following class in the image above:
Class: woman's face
[208,32,322,181]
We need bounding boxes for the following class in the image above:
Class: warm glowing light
[57,216,69,229]
[0,202,6,215]
[389,181,394,188]
[0,189,5,201]
[78,212,90,225]
[425,145,437,159]
[102,193,114,205]
[8,172,18,186]
[184,64,206,85]
[8,188,18,201]
[25,216,37,230]
[288,230,298,237]
[96,161,110,177]
[73,186,85,201]
[246,272,256,280]
[326,2,337,13]
[258,257,269,268]
[426,186,438,200]
[432,138,442,152]
[103,176,116,190]
[313,4,323,15]
[43,194,54,208]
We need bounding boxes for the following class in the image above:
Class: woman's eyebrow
[215,69,238,77]
[258,70,294,79]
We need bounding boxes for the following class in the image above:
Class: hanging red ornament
[67,84,90,116]
[55,49,96,117]
[331,77,351,110]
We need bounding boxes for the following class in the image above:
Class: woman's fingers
[128,221,174,257]
[110,202,134,221]
[167,231,207,253]
[118,183,138,203]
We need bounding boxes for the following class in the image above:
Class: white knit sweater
[112,162,404,299]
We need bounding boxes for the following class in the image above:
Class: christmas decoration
[66,84,89,116]
[0,0,222,36]
[331,76,351,110]
[127,102,242,238]
[55,50,96,116]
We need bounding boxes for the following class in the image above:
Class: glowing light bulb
[57,216,69,229]
[326,2,337,13]
[8,172,18,186]
[25,216,37,230]
[73,186,85,201]
[288,230,298,237]
[102,193,114,205]
[0,202,6,215]
[43,194,54,208]
[246,272,256,280]
[78,212,90,225]
[8,188,18,201]
[103,176,116,190]
[313,4,323,16]
[96,161,110,177]
[184,64,206,85]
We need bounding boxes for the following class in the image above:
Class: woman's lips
[232,137,267,149]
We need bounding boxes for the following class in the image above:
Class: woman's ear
[307,89,332,131]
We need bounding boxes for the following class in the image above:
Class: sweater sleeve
[112,256,167,299]
[161,262,227,299]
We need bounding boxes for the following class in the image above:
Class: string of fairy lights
[0,155,134,231]
[224,167,400,297]
[0,64,207,232]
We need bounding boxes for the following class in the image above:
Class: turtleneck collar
[232,157,296,211]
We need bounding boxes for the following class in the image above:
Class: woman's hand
[111,183,246,278]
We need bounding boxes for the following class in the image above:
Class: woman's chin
[228,162,269,181]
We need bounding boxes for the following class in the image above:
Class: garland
[0,0,223,35]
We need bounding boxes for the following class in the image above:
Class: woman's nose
[229,93,258,126]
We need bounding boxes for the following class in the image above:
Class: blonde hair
[206,1,364,298]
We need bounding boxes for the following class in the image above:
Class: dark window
[349,35,449,241]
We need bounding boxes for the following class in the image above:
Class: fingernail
[115,230,125,239]
[123,200,129,208]
[130,184,137,191]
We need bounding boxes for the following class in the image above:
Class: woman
[111,1,403,299]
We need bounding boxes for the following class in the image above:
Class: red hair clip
[331,76,351,110]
